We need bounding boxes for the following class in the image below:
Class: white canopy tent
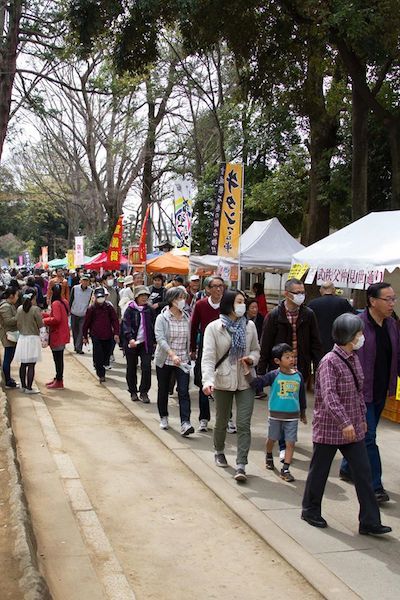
[190,218,304,273]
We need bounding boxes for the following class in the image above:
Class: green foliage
[191,164,220,254]
[0,233,27,260]
[86,229,110,255]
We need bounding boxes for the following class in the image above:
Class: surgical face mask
[291,293,305,306]
[107,279,114,287]
[96,297,106,304]
[352,334,365,350]
[175,299,186,311]
[234,303,246,318]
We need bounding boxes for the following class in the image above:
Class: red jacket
[43,299,70,348]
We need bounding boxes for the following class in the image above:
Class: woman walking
[154,287,194,436]
[202,290,260,482]
[301,313,391,535]
[0,287,19,388]
[15,287,43,394]
[43,284,70,389]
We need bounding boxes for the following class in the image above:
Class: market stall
[146,251,189,275]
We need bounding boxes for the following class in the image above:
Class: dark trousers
[340,397,386,491]
[194,343,210,421]
[92,337,112,378]
[156,364,191,424]
[2,346,16,383]
[302,441,381,527]
[199,388,211,422]
[71,315,85,352]
[52,349,64,381]
[126,344,152,394]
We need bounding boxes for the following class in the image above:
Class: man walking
[308,281,355,355]
[70,273,93,354]
[340,282,400,503]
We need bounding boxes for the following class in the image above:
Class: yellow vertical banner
[67,249,75,270]
[217,163,243,258]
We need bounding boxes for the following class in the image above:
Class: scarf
[219,314,247,363]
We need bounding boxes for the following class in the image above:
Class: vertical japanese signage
[23,251,31,270]
[173,178,192,255]
[41,246,48,266]
[106,215,123,266]
[67,249,75,270]
[139,205,151,263]
[209,163,243,258]
[128,245,140,266]
[74,236,84,266]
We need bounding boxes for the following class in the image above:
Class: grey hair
[165,286,187,305]
[285,277,303,291]
[332,313,364,345]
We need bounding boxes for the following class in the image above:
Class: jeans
[71,315,85,352]
[92,337,112,378]
[2,346,16,383]
[126,344,152,394]
[156,364,191,424]
[340,397,386,491]
[303,441,381,527]
[199,388,211,422]
[213,388,255,466]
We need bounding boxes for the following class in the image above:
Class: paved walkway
[71,343,400,600]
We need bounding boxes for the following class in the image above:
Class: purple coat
[356,309,400,403]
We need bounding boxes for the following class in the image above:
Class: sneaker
[280,468,295,482]
[24,387,40,395]
[375,488,390,503]
[197,419,208,432]
[139,392,150,404]
[5,380,19,389]
[76,350,84,355]
[181,422,195,436]
[46,380,64,389]
[215,453,228,467]
[130,392,139,401]
[234,467,247,482]
[339,469,353,483]
[104,365,112,370]
[279,449,286,463]
[265,457,274,470]
[99,376,106,383]
[255,391,268,400]
[110,354,115,363]
[226,419,237,434]
[160,416,169,430]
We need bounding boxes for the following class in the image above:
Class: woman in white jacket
[202,290,260,482]
[119,275,135,317]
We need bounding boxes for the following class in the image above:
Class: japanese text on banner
[106,215,123,265]
[67,249,75,270]
[217,163,243,258]
[174,179,192,255]
[74,236,84,266]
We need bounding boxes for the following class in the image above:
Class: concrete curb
[0,389,52,600]
[71,350,360,600]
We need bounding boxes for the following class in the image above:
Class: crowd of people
[0,265,397,536]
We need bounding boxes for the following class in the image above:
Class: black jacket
[308,295,355,355]
[258,301,323,380]
[121,303,155,353]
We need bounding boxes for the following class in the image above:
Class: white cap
[190,274,200,281]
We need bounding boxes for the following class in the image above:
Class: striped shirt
[165,313,190,365]
[312,344,366,445]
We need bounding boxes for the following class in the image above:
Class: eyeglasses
[377,297,397,304]
[209,284,224,289]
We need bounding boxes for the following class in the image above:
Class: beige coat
[0,300,18,347]
[202,318,260,391]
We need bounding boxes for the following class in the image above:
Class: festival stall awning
[292,211,400,288]
[146,251,189,274]
[83,251,128,270]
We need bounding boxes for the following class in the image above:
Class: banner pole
[238,163,244,290]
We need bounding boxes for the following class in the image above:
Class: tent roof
[83,251,128,270]
[293,211,400,271]
[146,252,189,274]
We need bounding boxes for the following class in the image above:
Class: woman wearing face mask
[202,290,260,482]
[302,313,391,536]
[154,287,194,436]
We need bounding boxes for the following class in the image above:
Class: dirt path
[10,350,320,600]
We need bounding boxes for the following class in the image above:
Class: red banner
[139,205,151,262]
[107,215,123,266]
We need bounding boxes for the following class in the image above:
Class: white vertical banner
[74,236,84,266]
[173,179,193,256]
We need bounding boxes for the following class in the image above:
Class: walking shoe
[226,419,237,434]
[255,391,268,400]
[181,422,195,436]
[197,419,208,432]
[234,467,247,483]
[265,457,274,470]
[375,488,390,503]
[45,378,55,386]
[139,392,150,404]
[76,350,84,355]
[279,449,286,462]
[214,453,228,467]
[339,469,353,483]
[104,365,112,370]
[24,387,40,395]
[110,354,115,363]
[301,514,328,528]
[359,524,392,536]
[99,376,106,383]
[130,392,139,402]
[280,468,295,482]
[46,380,64,389]
[5,380,19,389]
[160,416,169,430]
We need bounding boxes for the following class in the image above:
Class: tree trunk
[388,120,400,209]
[351,81,369,219]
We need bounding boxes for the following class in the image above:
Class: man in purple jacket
[340,282,400,503]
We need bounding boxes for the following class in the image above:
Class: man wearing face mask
[258,278,322,383]
[82,288,120,383]
[70,273,93,354]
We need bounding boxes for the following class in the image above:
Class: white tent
[293,211,400,271]
[190,218,304,273]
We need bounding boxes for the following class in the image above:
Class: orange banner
[107,215,123,265]
[139,205,151,262]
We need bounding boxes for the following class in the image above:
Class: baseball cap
[190,274,200,281]
[94,287,105,298]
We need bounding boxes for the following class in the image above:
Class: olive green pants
[213,388,255,466]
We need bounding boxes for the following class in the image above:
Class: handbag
[6,330,19,343]
[40,326,49,349]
